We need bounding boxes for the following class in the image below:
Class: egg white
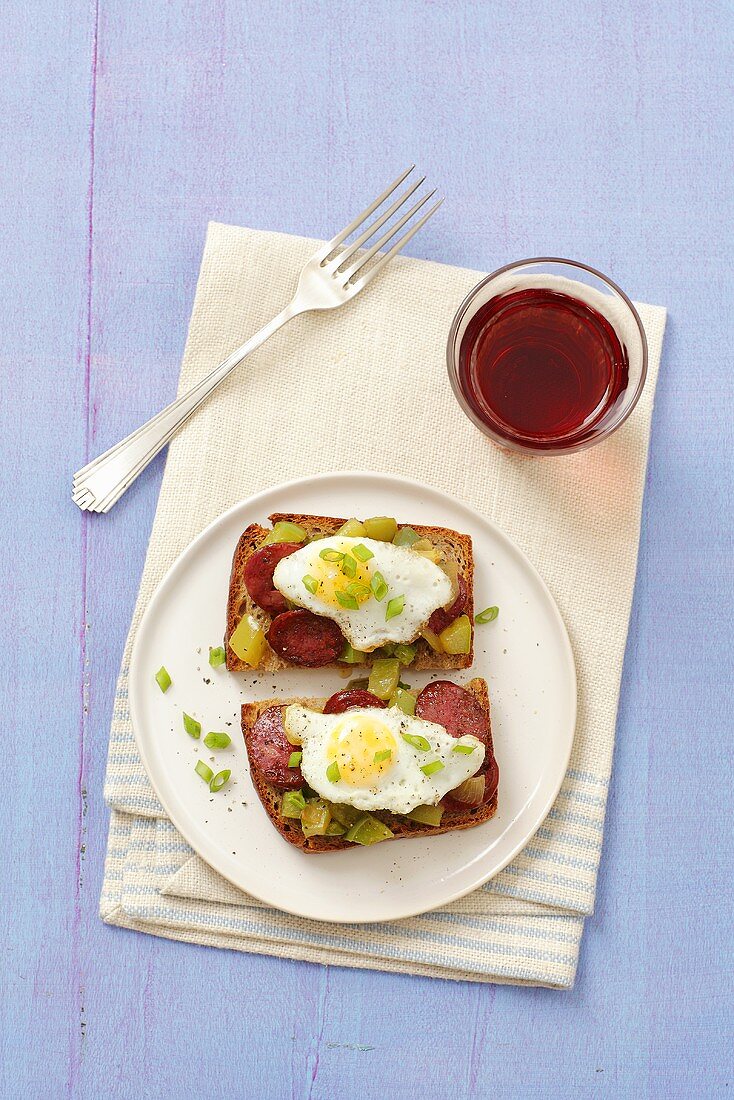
[284,704,485,814]
[272,536,453,651]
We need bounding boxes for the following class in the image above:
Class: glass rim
[446,256,649,456]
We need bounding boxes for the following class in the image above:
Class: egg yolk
[327,715,397,786]
[308,539,372,609]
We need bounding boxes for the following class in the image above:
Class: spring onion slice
[335,590,359,610]
[288,751,302,768]
[352,543,374,562]
[451,743,476,754]
[208,646,226,668]
[183,712,201,739]
[155,666,172,693]
[401,731,431,752]
[475,606,499,624]
[385,595,405,621]
[302,574,319,594]
[194,760,213,784]
[319,548,344,562]
[373,749,392,763]
[209,769,231,792]
[326,760,341,783]
[203,731,231,750]
[340,554,357,578]
[420,759,444,776]
[370,572,388,601]
[346,581,371,599]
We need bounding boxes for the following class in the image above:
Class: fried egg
[284,704,485,814]
[272,536,453,651]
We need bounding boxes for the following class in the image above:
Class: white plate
[130,472,576,923]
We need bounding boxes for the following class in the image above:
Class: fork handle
[73,301,301,512]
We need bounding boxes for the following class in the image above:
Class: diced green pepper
[421,626,445,653]
[326,820,347,836]
[439,614,472,655]
[281,789,307,819]
[328,802,363,827]
[368,658,400,700]
[345,814,394,845]
[301,798,332,837]
[337,518,366,537]
[362,516,398,542]
[393,642,417,666]
[262,521,307,545]
[338,642,369,664]
[392,526,421,547]
[155,666,172,693]
[228,614,267,666]
[407,804,444,827]
[389,687,416,715]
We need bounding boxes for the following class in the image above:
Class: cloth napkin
[101,222,666,988]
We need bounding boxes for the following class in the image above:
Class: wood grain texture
[1,0,732,1097]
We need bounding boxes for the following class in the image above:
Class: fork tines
[321,166,443,290]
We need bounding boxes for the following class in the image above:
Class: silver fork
[72,167,443,513]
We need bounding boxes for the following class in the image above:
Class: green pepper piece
[345,814,394,845]
[262,521,307,545]
[368,658,400,700]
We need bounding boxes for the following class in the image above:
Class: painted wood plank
[0,0,732,1097]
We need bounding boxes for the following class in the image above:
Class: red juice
[457,287,629,449]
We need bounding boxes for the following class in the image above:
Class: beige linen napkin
[101,222,666,987]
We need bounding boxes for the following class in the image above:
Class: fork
[72,167,442,513]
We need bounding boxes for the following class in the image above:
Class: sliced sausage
[428,574,468,634]
[244,542,302,615]
[415,680,490,746]
[323,689,388,714]
[267,609,344,668]
[247,706,303,790]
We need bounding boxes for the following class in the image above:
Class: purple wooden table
[2,2,731,1096]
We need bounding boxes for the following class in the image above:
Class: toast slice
[242,677,496,852]
[225,512,474,672]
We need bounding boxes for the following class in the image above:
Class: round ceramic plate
[129,472,576,923]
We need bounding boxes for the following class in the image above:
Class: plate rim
[129,470,578,923]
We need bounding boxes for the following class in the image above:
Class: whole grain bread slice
[225,512,474,672]
[242,676,496,853]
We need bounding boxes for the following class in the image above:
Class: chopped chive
[288,751,302,768]
[420,759,445,777]
[352,543,374,562]
[340,554,357,578]
[209,769,231,792]
[370,572,388,601]
[195,760,213,784]
[326,760,341,783]
[385,594,405,621]
[204,731,231,750]
[335,590,359,610]
[452,743,476,754]
[155,666,172,693]
[302,574,319,594]
[402,731,431,752]
[208,646,226,668]
[346,581,371,600]
[183,712,201,739]
[475,606,499,624]
[373,749,392,764]
[319,548,344,563]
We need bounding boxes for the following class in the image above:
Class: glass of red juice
[447,258,648,455]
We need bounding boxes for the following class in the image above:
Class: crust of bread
[225,512,474,672]
[242,677,496,852]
